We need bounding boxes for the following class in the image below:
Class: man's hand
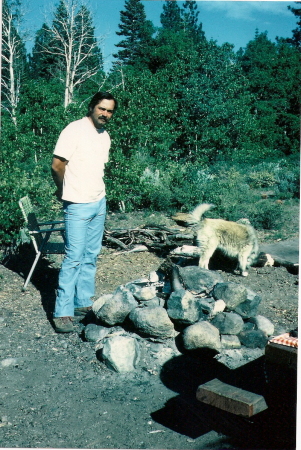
[53,187,63,201]
[51,155,68,200]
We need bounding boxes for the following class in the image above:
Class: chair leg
[22,251,42,291]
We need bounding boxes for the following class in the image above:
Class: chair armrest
[37,220,64,226]
[30,227,65,234]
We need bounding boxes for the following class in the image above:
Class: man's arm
[51,155,68,200]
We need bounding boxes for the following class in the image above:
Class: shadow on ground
[151,351,297,449]
[2,243,58,321]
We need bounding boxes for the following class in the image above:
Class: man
[51,91,117,333]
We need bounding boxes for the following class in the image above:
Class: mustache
[98,116,108,121]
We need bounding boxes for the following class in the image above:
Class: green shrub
[247,170,277,188]
[242,200,286,230]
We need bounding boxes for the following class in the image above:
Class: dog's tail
[187,203,215,225]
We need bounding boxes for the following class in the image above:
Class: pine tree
[160,0,182,31]
[239,31,300,155]
[181,0,205,43]
[287,1,301,50]
[29,24,56,79]
[114,0,154,66]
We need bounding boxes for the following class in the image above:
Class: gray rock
[178,266,224,294]
[0,358,19,368]
[84,323,111,342]
[212,299,226,315]
[128,284,157,301]
[215,348,265,370]
[101,335,140,372]
[129,306,176,339]
[94,286,138,326]
[248,315,275,336]
[238,329,268,349]
[167,289,201,325]
[234,289,262,319]
[221,335,242,349]
[92,294,113,314]
[211,312,244,335]
[212,282,248,310]
[149,271,159,283]
[182,321,221,352]
[197,299,214,319]
[242,322,256,332]
[139,297,164,308]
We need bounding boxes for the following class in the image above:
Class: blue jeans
[54,197,106,317]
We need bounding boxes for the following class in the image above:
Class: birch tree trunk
[1,0,26,126]
[40,0,103,108]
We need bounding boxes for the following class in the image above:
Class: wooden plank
[196,378,268,418]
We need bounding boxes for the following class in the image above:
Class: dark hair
[87,91,118,116]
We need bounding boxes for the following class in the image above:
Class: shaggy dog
[187,203,259,276]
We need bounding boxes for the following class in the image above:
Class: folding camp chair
[18,196,65,290]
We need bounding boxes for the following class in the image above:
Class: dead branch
[103,224,194,253]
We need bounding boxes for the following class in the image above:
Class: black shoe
[53,316,74,333]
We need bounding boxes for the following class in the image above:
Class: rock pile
[83,266,274,372]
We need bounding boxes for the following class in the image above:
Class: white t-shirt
[53,117,111,203]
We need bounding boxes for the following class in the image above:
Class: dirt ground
[0,210,299,449]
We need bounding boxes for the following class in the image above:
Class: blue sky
[24,0,298,71]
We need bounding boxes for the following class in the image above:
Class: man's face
[89,99,115,129]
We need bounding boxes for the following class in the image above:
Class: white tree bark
[42,0,102,108]
[1,1,24,126]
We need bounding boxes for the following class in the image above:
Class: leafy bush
[247,170,277,188]
[243,200,286,230]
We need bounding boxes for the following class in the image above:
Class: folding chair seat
[18,196,65,290]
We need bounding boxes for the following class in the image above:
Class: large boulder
[84,323,111,342]
[101,335,140,372]
[238,329,268,349]
[182,321,221,352]
[212,282,248,310]
[129,306,176,339]
[247,315,274,336]
[211,312,244,335]
[92,287,138,326]
[167,289,209,325]
[234,289,262,319]
[178,266,224,294]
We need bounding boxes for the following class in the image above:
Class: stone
[242,322,256,332]
[101,335,140,372]
[234,289,262,319]
[167,289,201,325]
[238,329,268,349]
[182,321,221,352]
[0,358,18,368]
[211,312,244,335]
[149,271,159,283]
[129,306,176,339]
[92,294,113,314]
[178,266,224,294]
[128,284,157,301]
[197,299,214,320]
[247,315,275,336]
[93,286,138,326]
[221,335,241,349]
[212,299,226,315]
[212,282,248,310]
[84,324,111,342]
[139,297,164,308]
